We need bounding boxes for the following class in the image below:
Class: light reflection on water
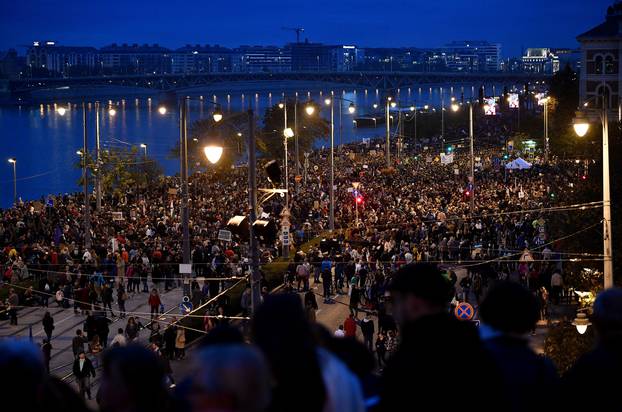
[0,83,510,207]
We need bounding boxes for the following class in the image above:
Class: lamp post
[543,96,549,163]
[450,100,477,212]
[572,93,613,289]
[93,102,116,211]
[316,95,356,232]
[140,143,147,157]
[158,97,223,290]
[7,158,16,205]
[57,102,92,249]
[386,97,392,167]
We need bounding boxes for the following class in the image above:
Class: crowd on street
[0,112,614,411]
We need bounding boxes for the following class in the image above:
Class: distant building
[26,41,98,76]
[0,49,21,78]
[329,45,360,71]
[577,2,622,107]
[171,44,232,73]
[522,48,560,74]
[442,41,501,72]
[99,43,172,74]
[290,41,331,71]
[232,46,291,73]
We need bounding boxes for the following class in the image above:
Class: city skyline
[0,0,612,56]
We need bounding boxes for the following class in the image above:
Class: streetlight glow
[108,107,117,116]
[373,103,379,109]
[410,106,415,111]
[574,122,590,137]
[572,312,591,334]
[57,107,67,116]
[278,102,284,109]
[451,103,460,112]
[305,104,315,115]
[324,98,332,105]
[390,101,397,108]
[284,127,294,138]
[8,158,16,164]
[424,105,429,110]
[348,103,356,114]
[212,107,223,122]
[76,150,83,156]
[158,106,167,115]
[203,145,223,164]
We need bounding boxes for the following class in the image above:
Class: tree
[259,100,329,160]
[76,146,163,197]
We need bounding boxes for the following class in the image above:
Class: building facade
[522,48,560,74]
[577,2,622,108]
[99,43,172,74]
[442,41,501,72]
[232,46,291,73]
[171,45,232,73]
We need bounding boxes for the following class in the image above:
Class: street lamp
[314,94,356,231]
[203,145,223,164]
[305,103,315,116]
[572,93,613,289]
[572,312,591,334]
[451,101,482,212]
[451,102,460,112]
[158,97,224,290]
[55,102,92,249]
[140,143,147,156]
[8,158,16,205]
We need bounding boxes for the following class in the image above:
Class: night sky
[0,0,613,56]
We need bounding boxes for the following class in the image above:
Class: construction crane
[282,27,305,43]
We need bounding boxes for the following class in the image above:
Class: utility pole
[180,97,191,295]
[95,101,102,212]
[248,108,262,314]
[82,102,92,250]
[386,98,391,167]
[469,102,475,212]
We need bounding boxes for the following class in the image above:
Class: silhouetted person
[563,288,622,412]
[97,345,173,412]
[252,294,365,412]
[72,351,96,400]
[175,344,272,412]
[252,294,326,412]
[379,263,507,411]
[479,281,559,412]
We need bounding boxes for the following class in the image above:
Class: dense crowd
[0,113,611,411]
[2,265,622,412]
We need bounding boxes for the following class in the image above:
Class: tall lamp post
[572,93,613,289]
[93,102,116,211]
[451,100,479,212]
[140,143,147,157]
[8,158,16,205]
[57,103,92,249]
[311,95,355,231]
[158,97,223,292]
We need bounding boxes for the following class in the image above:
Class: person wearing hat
[563,288,622,412]
[379,263,507,411]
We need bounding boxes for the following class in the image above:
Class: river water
[0,81,514,207]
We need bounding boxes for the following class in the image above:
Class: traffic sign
[454,302,474,321]
[179,296,193,315]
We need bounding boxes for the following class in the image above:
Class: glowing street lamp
[158,105,167,115]
[57,106,67,116]
[305,103,315,116]
[283,127,294,138]
[451,103,460,112]
[140,143,147,156]
[348,102,356,114]
[203,145,223,164]
[572,312,591,334]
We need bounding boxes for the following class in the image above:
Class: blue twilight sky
[0,0,613,56]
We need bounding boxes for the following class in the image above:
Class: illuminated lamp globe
[57,107,67,116]
[203,145,223,164]
[158,106,167,115]
[348,103,356,114]
[305,105,315,115]
[283,128,294,138]
[451,103,460,112]
[574,122,589,138]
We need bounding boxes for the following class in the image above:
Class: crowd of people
[0,111,611,411]
[2,264,621,412]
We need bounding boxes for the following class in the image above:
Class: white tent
[505,157,532,170]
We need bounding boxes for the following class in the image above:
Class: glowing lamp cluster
[203,146,223,164]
